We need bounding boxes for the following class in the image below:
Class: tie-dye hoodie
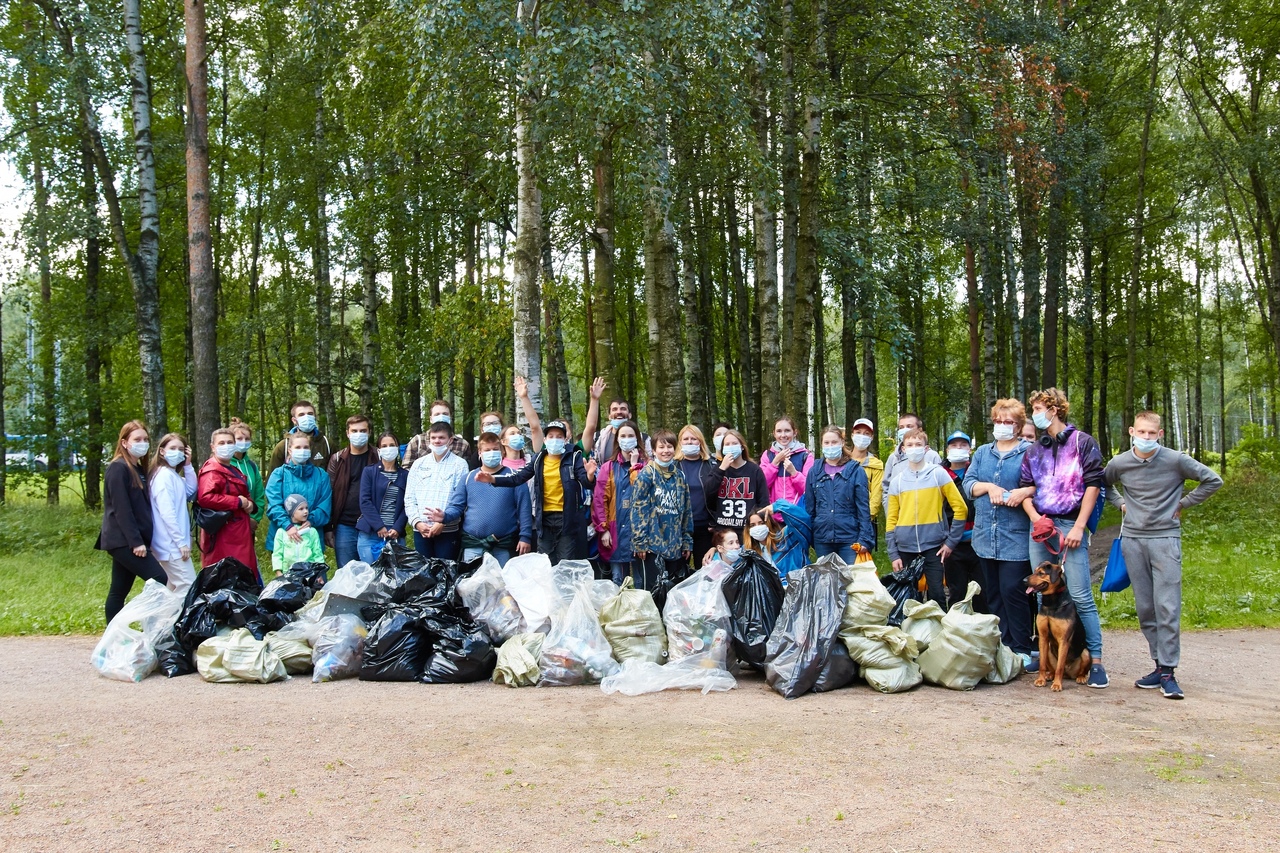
[1018,425,1104,518]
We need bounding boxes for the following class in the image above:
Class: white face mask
[851,434,872,450]
[544,437,567,456]
[349,431,369,447]
[164,449,187,467]
[296,414,317,433]
[430,443,449,457]
[482,422,502,435]
[947,449,970,464]
[713,433,725,453]
[904,446,927,464]
[290,448,311,465]
[749,525,769,542]
[214,444,236,462]
[378,446,399,462]
[234,439,252,454]
[432,413,452,426]
[681,443,701,457]
[618,437,638,453]
[129,441,150,458]
[723,444,742,460]
[992,423,1015,441]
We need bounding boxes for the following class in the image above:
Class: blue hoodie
[264,460,333,552]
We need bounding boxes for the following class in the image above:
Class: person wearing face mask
[886,428,968,611]
[358,432,410,562]
[762,415,816,505]
[710,423,732,462]
[265,432,333,568]
[403,399,477,469]
[404,421,470,559]
[443,432,534,567]
[96,420,170,621]
[478,419,597,561]
[707,528,745,580]
[198,426,261,582]
[583,380,651,462]
[267,400,332,476]
[499,425,531,469]
[847,418,884,541]
[882,412,942,517]
[940,431,986,612]
[711,429,769,541]
[1018,387,1109,688]
[593,421,647,584]
[148,433,198,593]
[675,425,726,574]
[629,430,693,591]
[227,418,266,532]
[326,415,374,567]
[742,503,812,583]
[804,426,874,564]
[962,399,1038,668]
[1104,411,1222,700]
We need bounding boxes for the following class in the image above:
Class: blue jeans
[334,524,360,569]
[610,560,630,586]
[815,542,857,564]
[462,545,514,567]
[1028,519,1102,657]
[357,531,400,564]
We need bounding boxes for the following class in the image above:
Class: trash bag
[456,553,526,643]
[91,580,185,682]
[600,644,737,696]
[552,560,596,604]
[154,625,196,677]
[371,543,450,604]
[538,587,619,686]
[648,555,676,614]
[720,551,785,671]
[325,560,382,602]
[264,631,313,674]
[900,599,946,651]
[984,643,1023,684]
[842,563,895,630]
[598,577,667,665]
[196,628,288,683]
[918,581,1002,690]
[421,623,496,684]
[360,610,430,681]
[588,579,621,614]
[663,567,733,667]
[811,641,859,693]
[502,552,558,634]
[312,614,367,682]
[764,560,852,698]
[880,556,925,626]
[173,557,264,653]
[259,563,328,613]
[841,625,923,693]
[493,633,545,687]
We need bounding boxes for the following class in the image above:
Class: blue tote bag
[1100,527,1130,593]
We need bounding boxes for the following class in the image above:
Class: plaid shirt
[404,432,471,469]
[404,450,469,531]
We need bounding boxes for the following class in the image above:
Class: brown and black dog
[1025,561,1092,691]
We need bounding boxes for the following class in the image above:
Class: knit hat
[284,494,309,515]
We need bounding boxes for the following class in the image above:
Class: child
[272,494,324,576]
[629,429,693,591]
[744,503,812,583]
[886,428,967,610]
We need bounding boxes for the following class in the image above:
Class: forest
[0,0,1278,509]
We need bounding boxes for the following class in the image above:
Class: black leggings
[105,547,169,623]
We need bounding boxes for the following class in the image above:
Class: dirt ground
[2,629,1277,853]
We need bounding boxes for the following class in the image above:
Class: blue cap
[945,431,972,446]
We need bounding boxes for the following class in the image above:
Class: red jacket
[197,457,259,574]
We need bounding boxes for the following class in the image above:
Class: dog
[1024,561,1092,691]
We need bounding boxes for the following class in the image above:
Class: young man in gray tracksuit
[1104,411,1222,700]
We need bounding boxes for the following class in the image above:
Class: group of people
[96,379,1221,698]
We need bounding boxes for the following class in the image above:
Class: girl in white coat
[149,433,198,593]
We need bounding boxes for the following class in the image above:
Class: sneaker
[1018,653,1034,671]
[1135,668,1163,689]
[1160,672,1184,700]
[1087,663,1109,688]
[1024,652,1040,674]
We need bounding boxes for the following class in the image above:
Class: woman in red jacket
[197,427,260,583]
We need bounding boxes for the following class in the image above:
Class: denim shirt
[961,440,1031,561]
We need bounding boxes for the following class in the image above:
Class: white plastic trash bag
[325,560,379,600]
[600,642,736,696]
[840,562,894,630]
[91,580,185,682]
[501,552,557,634]
[900,599,946,651]
[917,581,1002,690]
[588,579,621,614]
[196,628,288,683]
[457,553,526,643]
[493,633,545,687]
[312,614,367,682]
[538,587,619,686]
[841,624,922,693]
[663,567,732,667]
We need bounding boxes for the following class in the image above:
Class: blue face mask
[234,439,252,454]
[723,444,742,460]
[296,414,317,433]
[290,448,311,465]
[609,418,625,429]
[545,437,566,456]
[349,431,369,448]
[895,427,908,443]
[508,434,526,451]
[1032,410,1052,430]
[722,548,741,564]
[482,422,502,435]
[164,449,187,467]
[480,450,503,468]
[618,437,638,453]
[1133,437,1160,454]
[433,413,452,426]
[822,445,842,460]
[655,457,674,469]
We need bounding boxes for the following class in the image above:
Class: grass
[1,467,1279,636]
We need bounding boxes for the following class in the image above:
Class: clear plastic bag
[842,562,895,630]
[598,577,667,665]
[537,587,619,686]
[588,579,621,614]
[501,552,557,634]
[841,625,923,693]
[900,599,946,651]
[91,580,185,682]
[324,560,380,601]
[196,628,288,683]
[493,633,546,687]
[456,553,526,643]
[311,614,368,682]
[600,638,736,696]
[663,567,732,667]
[917,581,1002,690]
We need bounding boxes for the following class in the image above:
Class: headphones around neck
[1039,428,1071,448]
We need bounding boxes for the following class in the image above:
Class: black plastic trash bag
[421,624,497,683]
[721,551,785,671]
[811,640,859,693]
[154,625,196,677]
[881,556,925,627]
[191,557,260,597]
[259,563,328,613]
[649,556,676,615]
[174,558,262,651]
[360,610,430,681]
[764,561,851,699]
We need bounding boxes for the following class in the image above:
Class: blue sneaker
[1087,663,1109,689]
[1023,653,1039,673]
[1135,668,1163,689]
[1160,672,1184,700]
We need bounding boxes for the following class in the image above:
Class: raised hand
[514,376,528,399]
[590,376,606,400]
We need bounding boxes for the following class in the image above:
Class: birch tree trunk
[590,126,620,396]
[313,92,336,436]
[681,201,710,430]
[81,138,103,509]
[643,111,686,428]
[512,0,544,421]
[359,161,381,418]
[750,34,781,441]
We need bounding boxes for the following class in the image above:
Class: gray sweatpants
[1120,536,1183,668]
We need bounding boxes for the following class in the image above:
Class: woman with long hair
[710,429,769,541]
[675,424,724,575]
[593,420,647,584]
[95,421,169,621]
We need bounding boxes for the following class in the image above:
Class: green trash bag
[917,581,1001,690]
[984,643,1022,684]
[900,599,945,651]
[840,624,922,693]
[493,633,545,687]
[599,577,668,665]
[840,564,895,631]
[264,631,313,674]
[196,628,288,683]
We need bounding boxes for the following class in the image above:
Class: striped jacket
[885,462,968,561]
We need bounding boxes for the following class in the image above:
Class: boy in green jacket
[272,494,324,575]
